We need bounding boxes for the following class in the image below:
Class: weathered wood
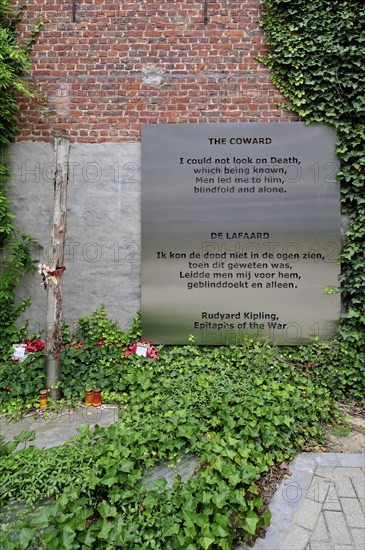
[45,135,70,398]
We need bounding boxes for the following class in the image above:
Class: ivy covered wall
[0,0,39,356]
[2,0,365,360]
[261,0,365,348]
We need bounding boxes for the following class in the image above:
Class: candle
[39,390,48,409]
[93,388,101,407]
[85,388,94,406]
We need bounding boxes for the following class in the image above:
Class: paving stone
[0,406,119,449]
[242,454,365,550]
[335,454,365,468]
[314,455,341,466]
[251,528,284,550]
[334,476,357,498]
[278,524,311,550]
[175,454,200,484]
[323,494,342,512]
[295,499,323,531]
[279,479,306,506]
[323,479,342,512]
[351,476,365,504]
[306,475,331,503]
[340,498,365,529]
[309,541,334,550]
[285,468,313,487]
[278,470,312,503]
[311,513,330,542]
[291,453,317,472]
[268,499,299,530]
[315,466,335,478]
[141,454,199,489]
[350,528,365,550]
[334,467,364,479]
[324,511,352,545]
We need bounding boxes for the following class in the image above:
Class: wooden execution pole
[45,135,70,399]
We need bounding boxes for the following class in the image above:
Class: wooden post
[45,135,70,399]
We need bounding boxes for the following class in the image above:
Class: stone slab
[340,498,365,529]
[311,514,330,542]
[350,528,365,550]
[0,405,119,449]
[141,454,199,489]
[324,510,352,545]
[278,524,311,550]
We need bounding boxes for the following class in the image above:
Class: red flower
[54,353,60,360]
[124,341,158,360]
[20,339,45,353]
[147,346,158,360]
[124,342,137,356]
[63,341,83,349]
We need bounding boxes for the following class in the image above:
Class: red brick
[13,0,299,142]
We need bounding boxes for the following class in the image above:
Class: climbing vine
[0,0,39,358]
[261,0,365,345]
[0,327,336,548]
[0,3,364,548]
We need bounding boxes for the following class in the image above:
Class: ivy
[260,0,365,346]
[1,2,365,546]
[1,309,364,547]
[0,333,338,549]
[0,1,34,144]
[0,0,40,359]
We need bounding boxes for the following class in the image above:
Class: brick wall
[13,0,299,142]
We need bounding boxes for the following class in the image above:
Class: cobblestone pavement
[244,453,365,550]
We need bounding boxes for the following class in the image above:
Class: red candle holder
[92,388,101,407]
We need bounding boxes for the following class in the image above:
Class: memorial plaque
[141,123,341,345]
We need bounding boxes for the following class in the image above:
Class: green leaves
[261,0,365,354]
[0,335,352,548]
[98,501,118,519]
[2,1,363,545]
[0,2,40,354]
[0,309,363,547]
[162,517,181,537]
[243,510,260,535]
[18,528,36,549]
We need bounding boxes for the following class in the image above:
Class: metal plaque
[141,123,340,345]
